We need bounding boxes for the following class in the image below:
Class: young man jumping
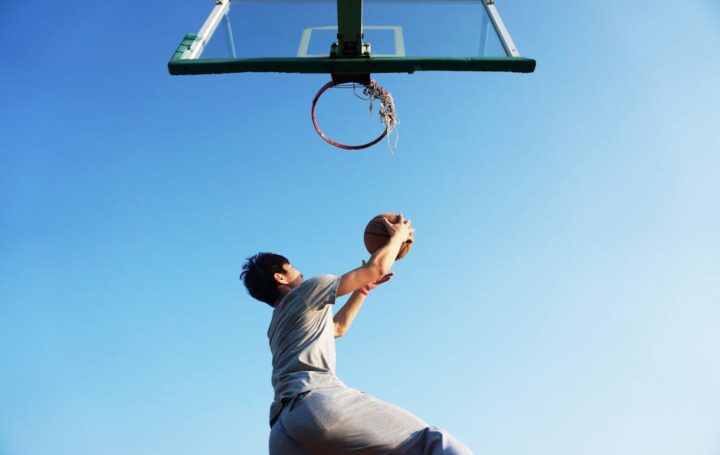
[240,214,473,454]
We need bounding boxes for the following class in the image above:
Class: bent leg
[392,426,474,455]
[279,387,474,455]
[269,418,312,455]
[280,387,428,454]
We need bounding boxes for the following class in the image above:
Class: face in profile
[276,263,304,289]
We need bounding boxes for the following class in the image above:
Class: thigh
[281,387,428,454]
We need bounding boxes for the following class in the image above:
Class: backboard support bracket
[336,0,364,57]
[331,73,371,84]
[482,0,520,57]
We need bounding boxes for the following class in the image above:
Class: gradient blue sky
[2,1,719,454]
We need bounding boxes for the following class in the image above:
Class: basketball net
[363,80,399,153]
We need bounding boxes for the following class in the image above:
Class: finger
[378,273,394,283]
[406,228,415,243]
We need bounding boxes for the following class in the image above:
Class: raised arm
[334,267,393,337]
[336,214,413,297]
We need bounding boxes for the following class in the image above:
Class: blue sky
[1,1,719,454]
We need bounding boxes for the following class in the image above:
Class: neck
[276,284,294,301]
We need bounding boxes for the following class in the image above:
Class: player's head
[240,252,303,307]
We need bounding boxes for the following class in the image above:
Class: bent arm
[337,233,405,297]
[333,290,366,338]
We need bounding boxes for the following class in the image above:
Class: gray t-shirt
[267,274,346,424]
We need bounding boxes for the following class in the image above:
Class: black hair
[240,252,290,307]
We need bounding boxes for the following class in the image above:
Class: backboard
[168,0,536,76]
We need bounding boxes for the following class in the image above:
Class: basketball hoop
[311,78,399,151]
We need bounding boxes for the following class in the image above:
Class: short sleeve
[301,275,340,309]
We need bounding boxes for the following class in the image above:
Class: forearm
[366,234,405,277]
[337,215,411,297]
[333,290,367,337]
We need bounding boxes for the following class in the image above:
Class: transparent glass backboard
[169,0,535,75]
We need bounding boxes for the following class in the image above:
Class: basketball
[363,213,413,260]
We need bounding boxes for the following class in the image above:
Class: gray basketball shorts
[269,386,474,455]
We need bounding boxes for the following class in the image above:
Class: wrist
[358,287,369,296]
[389,232,406,243]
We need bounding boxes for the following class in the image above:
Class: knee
[420,426,475,455]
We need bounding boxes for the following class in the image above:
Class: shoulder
[295,275,340,308]
[303,274,338,288]
[296,275,339,297]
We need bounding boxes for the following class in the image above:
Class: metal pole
[336,0,364,57]
[223,14,237,59]
[186,0,231,60]
[479,13,489,56]
[482,0,520,57]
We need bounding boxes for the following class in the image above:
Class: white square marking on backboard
[298,25,405,58]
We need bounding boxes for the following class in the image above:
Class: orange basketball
[363,213,413,260]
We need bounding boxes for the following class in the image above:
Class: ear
[273,271,288,285]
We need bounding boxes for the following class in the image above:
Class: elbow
[367,262,387,281]
[334,322,346,338]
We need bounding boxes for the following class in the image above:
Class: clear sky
[1,1,719,454]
